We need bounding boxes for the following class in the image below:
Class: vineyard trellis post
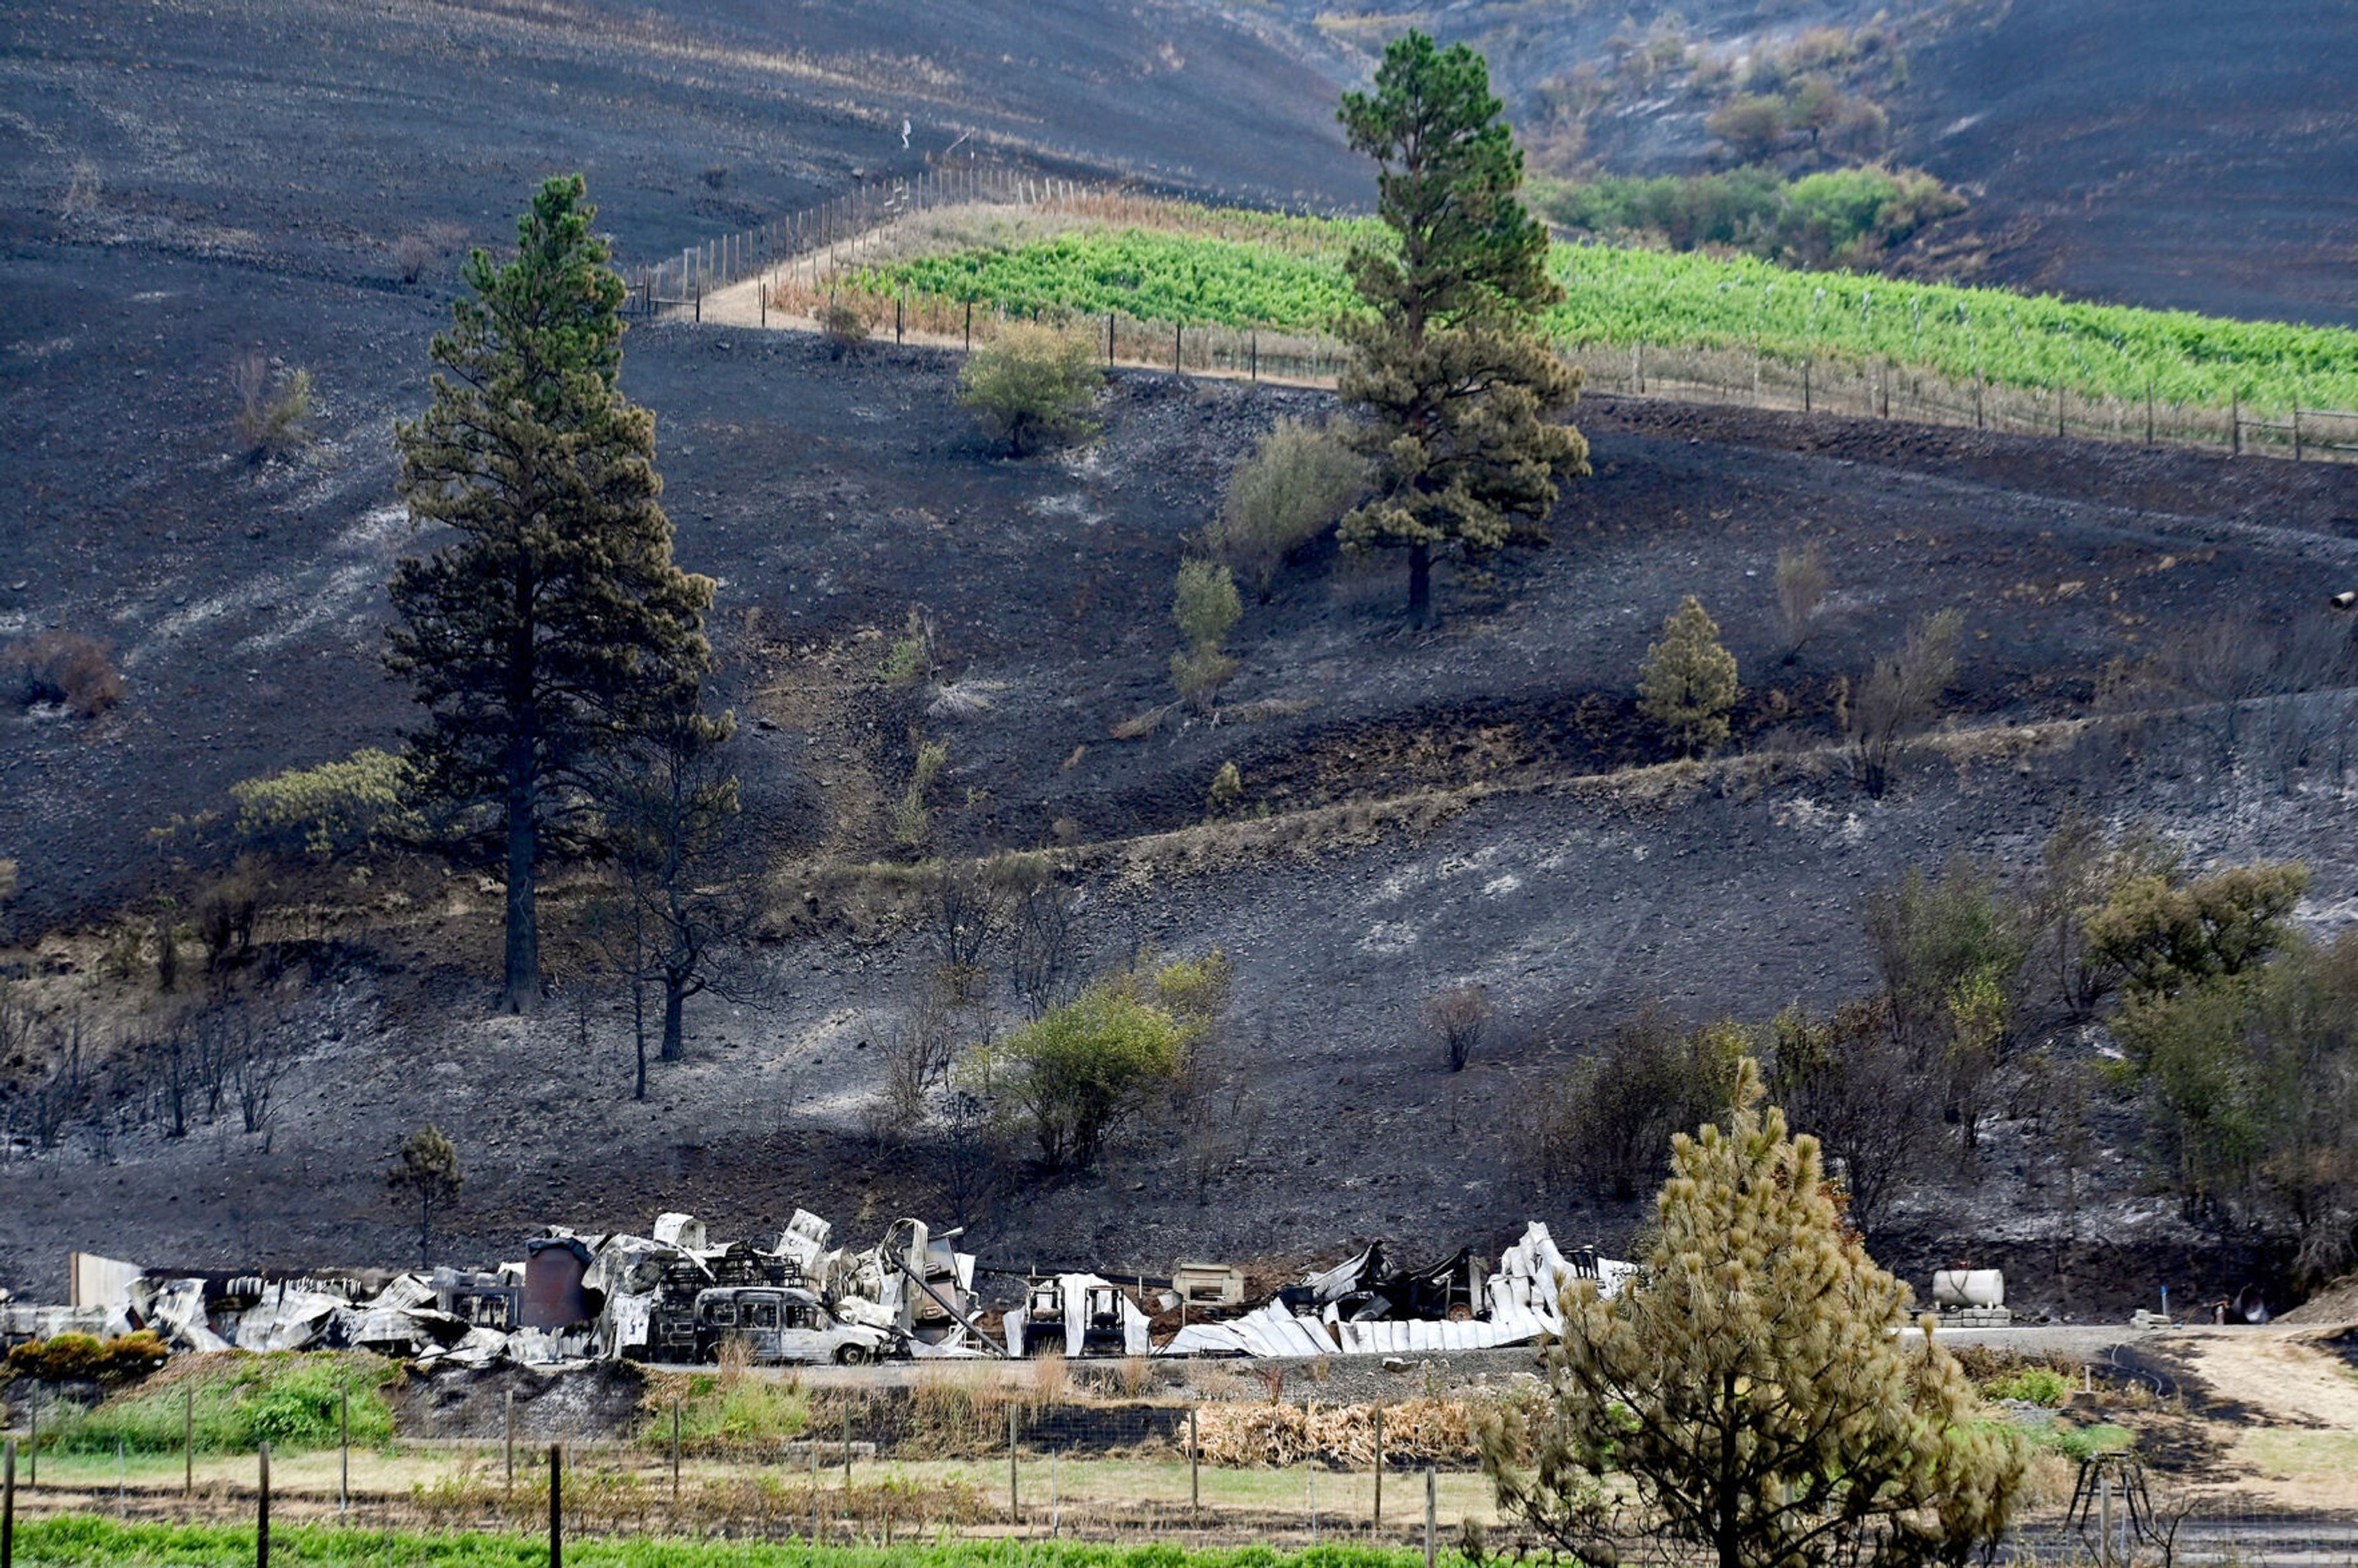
[1424,1465,1437,1568]
[2232,393,2241,456]
[548,1445,563,1568]
[1372,1403,1384,1526]
[2146,378,2156,445]
[255,1442,270,1568]
[2294,403,2303,460]
[1804,359,1812,414]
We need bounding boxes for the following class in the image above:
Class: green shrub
[1985,1367,2069,1406]
[1170,560,1242,713]
[892,738,949,848]
[1208,417,1364,600]
[642,1364,811,1455]
[42,1352,398,1454]
[983,985,1189,1168]
[230,355,317,464]
[955,324,1102,457]
[230,748,418,858]
[2085,861,2309,1001]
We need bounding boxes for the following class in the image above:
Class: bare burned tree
[1008,869,1083,1020]
[922,860,1005,1001]
[1426,982,1495,1072]
[1848,608,1963,797]
[1774,542,1831,661]
[1767,997,1933,1235]
[232,1019,290,1146]
[937,1087,998,1231]
[1183,1023,1270,1205]
[876,974,963,1141]
[591,685,758,1095]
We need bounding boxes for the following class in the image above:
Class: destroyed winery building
[7,1214,1676,1368]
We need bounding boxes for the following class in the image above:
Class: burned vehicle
[691,1286,896,1366]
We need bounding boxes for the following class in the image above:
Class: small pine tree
[1483,1060,2025,1568]
[389,1125,464,1269]
[1637,595,1740,756]
[1170,559,1242,713]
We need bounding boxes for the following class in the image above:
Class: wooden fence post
[1373,1404,1383,1527]
[505,1391,515,1500]
[548,1445,563,1568]
[2232,394,2241,455]
[184,1389,193,1497]
[1188,1407,1199,1523]
[1424,1466,1437,1568]
[964,300,972,351]
[2294,404,2303,460]
[2146,378,2156,445]
[1173,321,1183,376]
[1106,312,1115,366]
[3,1437,15,1568]
[1802,359,1811,414]
[1007,1402,1019,1524]
[339,1394,349,1515]
[672,1399,682,1504]
[256,1442,271,1568]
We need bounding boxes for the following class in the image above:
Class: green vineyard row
[864,223,2358,415]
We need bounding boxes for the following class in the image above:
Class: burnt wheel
[835,1342,872,1367]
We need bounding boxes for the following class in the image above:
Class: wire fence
[8,1405,2354,1566]
[1,1392,1508,1552]
[626,167,2358,466]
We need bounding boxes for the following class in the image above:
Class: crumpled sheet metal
[1159,1221,1633,1358]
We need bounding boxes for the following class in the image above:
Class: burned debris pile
[15,1215,1633,1370]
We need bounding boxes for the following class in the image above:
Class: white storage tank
[1932,1268,2005,1310]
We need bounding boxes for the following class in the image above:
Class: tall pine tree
[1337,33,1590,624]
[389,175,714,1014]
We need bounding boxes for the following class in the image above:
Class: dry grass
[1191,1395,1487,1467]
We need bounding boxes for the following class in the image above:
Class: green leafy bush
[955,324,1102,457]
[44,1351,397,1454]
[984,985,1189,1168]
[1985,1367,2069,1406]
[230,748,418,858]
[1208,418,1364,601]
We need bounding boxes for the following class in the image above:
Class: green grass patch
[2044,1422,2134,1462]
[13,1516,1466,1568]
[865,220,2358,415]
[34,1351,399,1456]
[636,1367,812,1454]
[1983,1367,2070,1407]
